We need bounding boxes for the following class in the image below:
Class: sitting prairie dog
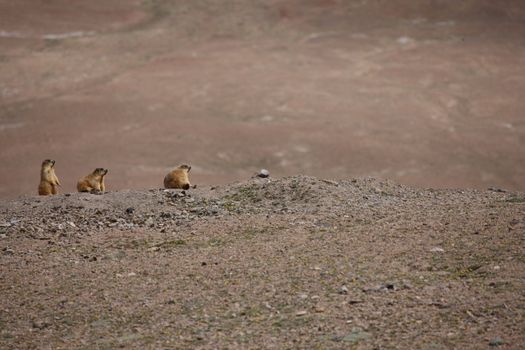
[77,168,108,193]
[38,159,61,195]
[164,164,195,190]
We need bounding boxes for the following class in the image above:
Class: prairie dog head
[178,164,191,173]
[41,159,56,172]
[93,168,109,177]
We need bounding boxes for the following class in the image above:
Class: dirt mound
[1,176,524,349]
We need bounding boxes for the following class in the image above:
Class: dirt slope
[1,1,525,199]
[1,176,524,349]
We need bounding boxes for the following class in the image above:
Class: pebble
[314,305,325,313]
[257,169,270,178]
[3,247,14,255]
[295,310,307,316]
[339,285,349,294]
[363,283,395,293]
[145,217,154,226]
[430,247,445,253]
[341,328,371,343]
[32,320,50,330]
[489,337,504,347]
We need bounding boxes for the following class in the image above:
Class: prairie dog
[38,159,61,195]
[164,164,193,190]
[77,168,108,193]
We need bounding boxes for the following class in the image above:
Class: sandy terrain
[1,176,524,348]
[0,1,524,199]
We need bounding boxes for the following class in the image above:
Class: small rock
[384,283,395,290]
[341,327,371,343]
[257,169,270,178]
[32,320,50,330]
[3,247,14,255]
[126,207,135,215]
[488,187,506,193]
[363,283,395,293]
[314,305,325,313]
[127,272,136,277]
[67,221,76,228]
[430,247,445,253]
[145,217,154,226]
[296,310,307,316]
[321,179,339,186]
[208,205,219,215]
[339,285,349,294]
[489,337,504,347]
[298,294,308,299]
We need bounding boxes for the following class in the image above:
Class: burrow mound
[1,175,518,240]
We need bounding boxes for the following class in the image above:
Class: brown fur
[164,164,192,190]
[77,168,108,193]
[38,159,61,195]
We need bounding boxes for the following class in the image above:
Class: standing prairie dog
[77,168,108,193]
[38,159,61,195]
[164,164,195,190]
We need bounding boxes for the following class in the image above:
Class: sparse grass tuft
[504,196,525,203]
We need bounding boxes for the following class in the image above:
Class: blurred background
[1,0,524,199]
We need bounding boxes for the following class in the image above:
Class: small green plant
[505,196,525,203]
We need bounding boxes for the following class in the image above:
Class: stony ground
[1,176,524,349]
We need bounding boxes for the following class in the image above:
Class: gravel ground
[0,176,524,349]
